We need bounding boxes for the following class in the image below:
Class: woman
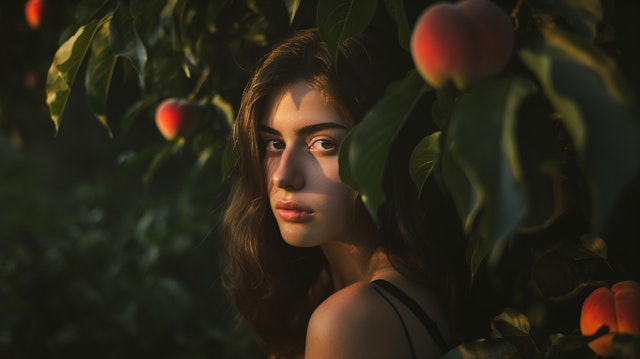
[222,28,464,358]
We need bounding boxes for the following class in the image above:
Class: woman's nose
[272,148,305,190]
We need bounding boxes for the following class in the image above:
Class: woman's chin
[280,229,323,248]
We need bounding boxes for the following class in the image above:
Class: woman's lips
[275,201,314,222]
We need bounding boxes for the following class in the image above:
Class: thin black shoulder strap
[371,279,449,354]
[372,285,417,359]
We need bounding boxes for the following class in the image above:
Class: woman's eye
[264,139,285,151]
[309,139,337,152]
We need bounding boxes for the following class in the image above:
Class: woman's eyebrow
[258,123,347,136]
[296,122,348,136]
[258,125,280,135]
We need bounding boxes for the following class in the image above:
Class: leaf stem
[511,0,524,30]
[188,66,211,101]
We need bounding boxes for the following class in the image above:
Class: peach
[580,280,640,358]
[410,0,514,90]
[24,0,51,30]
[24,70,44,91]
[155,98,200,141]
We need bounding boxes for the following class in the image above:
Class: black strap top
[371,279,449,358]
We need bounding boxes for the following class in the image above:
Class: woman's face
[260,81,357,247]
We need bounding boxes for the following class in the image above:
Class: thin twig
[511,0,524,30]
[189,66,212,101]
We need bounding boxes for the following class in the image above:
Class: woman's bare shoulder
[309,281,380,324]
[304,282,410,359]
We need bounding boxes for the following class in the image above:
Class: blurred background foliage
[1,0,270,357]
[2,0,640,358]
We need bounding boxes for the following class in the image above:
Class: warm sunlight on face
[261,81,356,247]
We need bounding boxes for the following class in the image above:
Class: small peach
[155,98,200,141]
[24,0,51,30]
[24,70,44,91]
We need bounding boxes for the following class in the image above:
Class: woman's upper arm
[305,298,366,358]
[304,283,390,359]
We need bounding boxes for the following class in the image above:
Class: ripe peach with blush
[155,98,201,141]
[580,280,640,358]
[24,0,51,30]
[410,0,514,90]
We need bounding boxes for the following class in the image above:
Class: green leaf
[148,0,186,53]
[512,95,567,233]
[339,70,429,222]
[46,19,105,135]
[431,84,459,130]
[120,94,162,132]
[441,146,475,233]
[441,76,537,275]
[560,0,603,40]
[338,129,357,189]
[110,2,148,76]
[520,26,640,234]
[580,234,607,260]
[409,131,441,197]
[211,94,234,128]
[530,0,603,41]
[491,308,531,338]
[173,0,190,75]
[441,143,477,251]
[489,308,539,354]
[383,0,411,51]
[316,0,378,64]
[85,19,117,138]
[441,338,518,359]
[285,0,302,24]
[547,329,610,355]
[74,0,111,24]
[143,141,185,185]
[531,248,610,301]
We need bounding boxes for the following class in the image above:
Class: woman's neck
[320,237,396,290]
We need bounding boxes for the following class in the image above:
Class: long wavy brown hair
[221,28,466,358]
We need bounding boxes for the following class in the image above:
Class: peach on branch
[580,280,640,358]
[24,0,51,30]
[410,0,514,90]
[155,98,201,141]
[24,70,44,91]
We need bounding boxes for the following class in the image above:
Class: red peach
[155,98,200,141]
[580,280,640,358]
[24,0,51,30]
[24,70,44,91]
[410,0,514,90]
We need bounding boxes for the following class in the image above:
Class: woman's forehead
[260,82,346,128]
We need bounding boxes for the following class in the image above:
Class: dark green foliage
[2,0,640,358]
[0,102,261,358]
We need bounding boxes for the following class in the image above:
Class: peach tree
[44,0,640,358]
